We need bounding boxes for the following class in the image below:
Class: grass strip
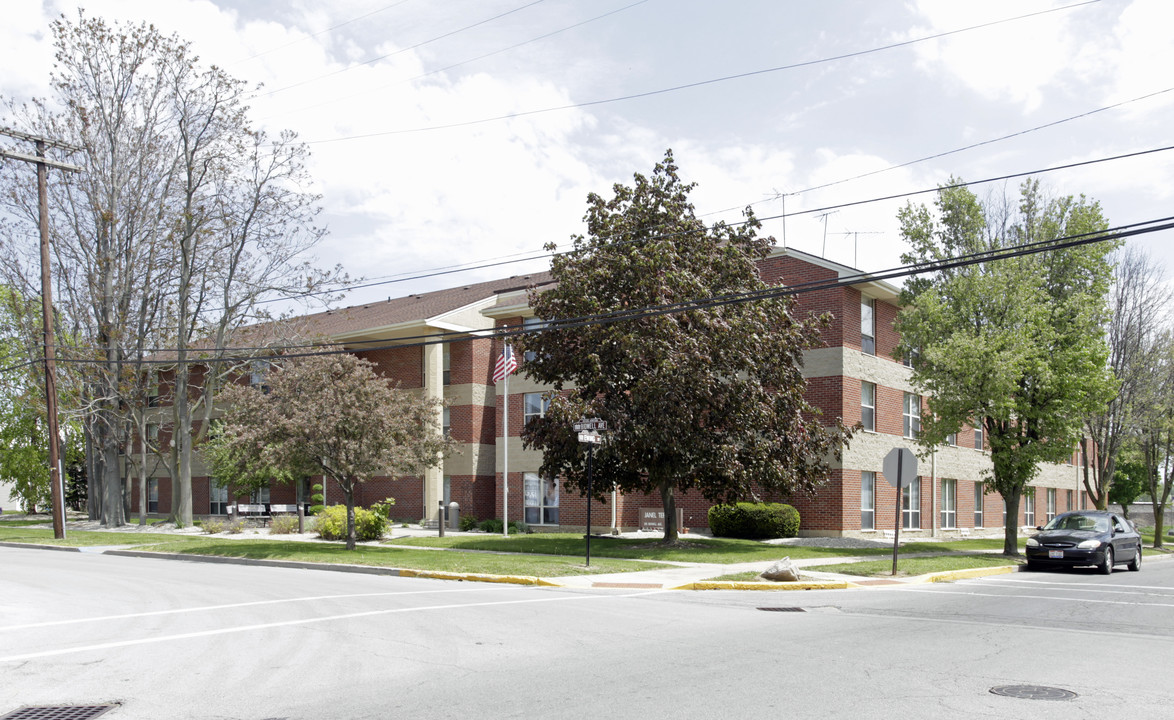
[803,554,1023,578]
[130,538,657,577]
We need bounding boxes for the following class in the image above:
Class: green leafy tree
[517,150,853,543]
[1108,461,1147,520]
[203,421,295,512]
[215,353,450,550]
[895,179,1117,556]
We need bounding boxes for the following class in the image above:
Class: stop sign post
[882,447,918,576]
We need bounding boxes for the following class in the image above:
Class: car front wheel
[1128,546,1142,572]
[1098,546,1114,575]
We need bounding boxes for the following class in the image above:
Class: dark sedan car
[1025,510,1142,574]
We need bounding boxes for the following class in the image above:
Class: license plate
[1048,550,1064,559]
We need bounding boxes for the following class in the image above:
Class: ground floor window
[861,471,875,530]
[1023,488,1035,527]
[523,472,559,525]
[251,484,271,512]
[974,482,984,527]
[209,483,228,515]
[1046,488,1056,523]
[902,478,921,529]
[940,478,956,529]
[147,478,159,513]
[1066,489,1073,512]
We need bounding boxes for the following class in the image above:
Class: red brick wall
[355,345,423,388]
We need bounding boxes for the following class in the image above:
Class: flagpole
[502,348,509,537]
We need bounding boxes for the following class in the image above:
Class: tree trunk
[658,477,678,543]
[344,482,356,551]
[100,439,124,527]
[1001,489,1020,557]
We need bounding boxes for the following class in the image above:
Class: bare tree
[1083,247,1171,509]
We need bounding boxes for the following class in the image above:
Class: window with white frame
[443,476,451,506]
[523,472,559,525]
[442,345,451,386]
[251,484,270,510]
[209,482,228,515]
[902,478,921,529]
[1046,488,1056,522]
[147,478,159,513]
[861,297,875,355]
[941,478,956,529]
[522,317,547,363]
[861,471,876,530]
[974,482,984,527]
[249,360,270,393]
[974,420,984,450]
[1023,488,1035,527]
[1066,489,1073,512]
[861,382,876,432]
[945,432,957,446]
[523,392,549,425]
[442,407,451,437]
[903,393,921,438]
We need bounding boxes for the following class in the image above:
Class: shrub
[509,521,529,534]
[315,505,389,542]
[708,502,800,539]
[225,518,246,534]
[459,515,478,532]
[201,519,225,534]
[269,514,300,535]
[370,497,396,518]
[308,483,325,516]
[478,518,503,533]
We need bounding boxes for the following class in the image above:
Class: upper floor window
[861,297,875,355]
[861,382,876,432]
[442,407,451,437]
[523,317,547,363]
[249,360,270,394]
[443,345,451,386]
[945,432,956,447]
[147,371,160,406]
[974,420,984,450]
[903,393,921,438]
[902,346,920,368]
[524,392,549,425]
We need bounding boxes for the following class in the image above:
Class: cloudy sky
[3,0,1172,309]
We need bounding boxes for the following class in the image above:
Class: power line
[241,142,1174,308]
[22,214,1168,367]
[297,0,1100,145]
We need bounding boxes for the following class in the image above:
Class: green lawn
[384,533,1023,563]
[804,554,1023,578]
[0,526,205,547]
[134,539,655,577]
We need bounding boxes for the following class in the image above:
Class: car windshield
[1043,514,1109,533]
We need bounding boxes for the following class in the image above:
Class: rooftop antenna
[829,230,882,268]
[816,210,839,257]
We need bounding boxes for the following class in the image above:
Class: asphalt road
[2,547,1171,719]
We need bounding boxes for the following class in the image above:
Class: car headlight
[1026,537,1040,547]
[1078,539,1101,549]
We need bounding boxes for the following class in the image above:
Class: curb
[907,564,1022,584]
[0,541,83,553]
[672,580,853,591]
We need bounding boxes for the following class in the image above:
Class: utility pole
[0,127,82,540]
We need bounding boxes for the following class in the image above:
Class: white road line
[965,579,1174,598]
[0,590,668,663]
[842,610,1174,641]
[894,586,1174,607]
[0,586,509,633]
[980,577,1174,592]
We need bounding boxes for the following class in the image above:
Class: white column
[423,338,444,526]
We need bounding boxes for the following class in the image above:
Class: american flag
[492,344,517,383]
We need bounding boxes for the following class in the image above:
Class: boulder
[760,557,800,582]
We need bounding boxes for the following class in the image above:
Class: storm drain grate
[1,706,117,720]
[757,607,806,612]
[989,685,1078,701]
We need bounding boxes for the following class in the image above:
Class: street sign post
[882,447,918,576]
[575,419,607,567]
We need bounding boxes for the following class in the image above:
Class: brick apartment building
[131,246,1089,538]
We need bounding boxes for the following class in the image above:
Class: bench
[959,527,971,537]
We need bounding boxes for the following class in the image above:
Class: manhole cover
[0,707,117,720]
[989,685,1078,700]
[757,607,806,612]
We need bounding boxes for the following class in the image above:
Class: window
[523,392,549,425]
[443,476,451,506]
[860,297,875,355]
[861,471,876,530]
[974,420,984,450]
[902,346,920,368]
[524,472,559,525]
[1066,489,1073,512]
[974,482,984,527]
[249,360,270,394]
[902,478,921,529]
[251,484,271,512]
[941,479,956,529]
[146,423,159,451]
[147,372,160,407]
[522,317,547,363]
[147,478,159,514]
[442,407,451,437]
[442,345,451,386]
[945,432,956,447]
[1046,488,1056,522]
[903,393,921,438]
[210,483,228,515]
[860,382,876,432]
[1023,488,1035,527]
[1081,491,1087,510]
